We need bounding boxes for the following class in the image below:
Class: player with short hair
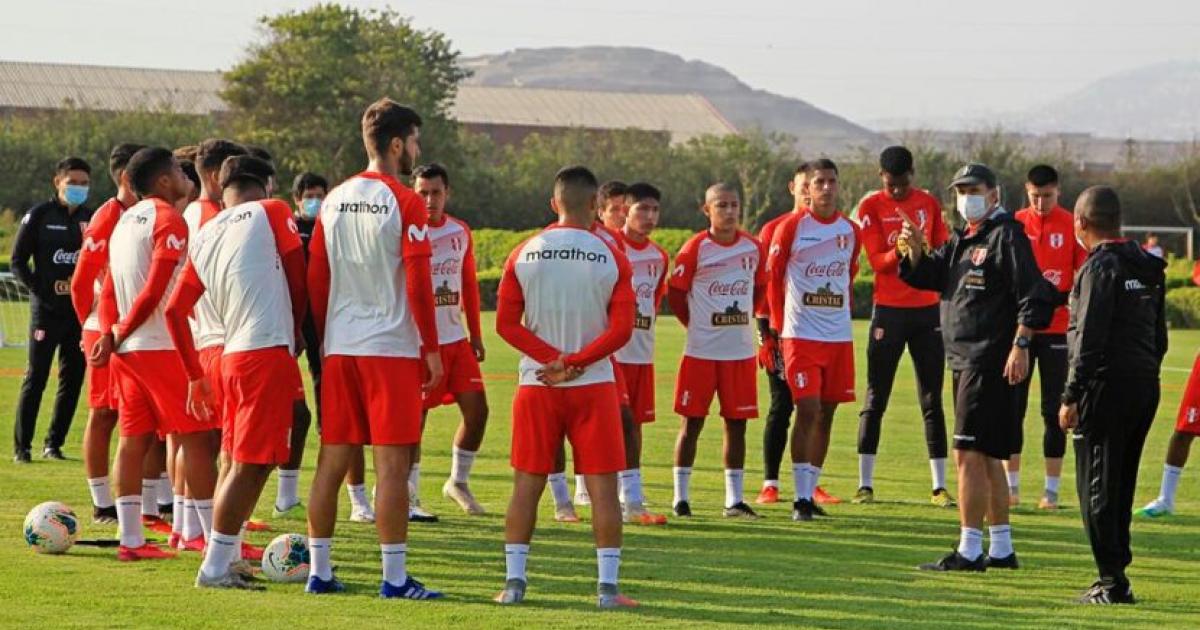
[668,183,766,520]
[768,158,862,521]
[493,165,637,608]
[304,98,444,599]
[164,155,307,589]
[853,146,954,507]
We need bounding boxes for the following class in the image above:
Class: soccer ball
[261,533,310,582]
[23,501,79,554]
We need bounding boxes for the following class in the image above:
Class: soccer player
[1060,186,1166,604]
[164,155,307,589]
[756,163,809,505]
[854,147,953,507]
[493,165,637,608]
[304,98,444,599]
[1007,164,1087,509]
[597,180,629,234]
[900,163,1056,571]
[12,157,92,463]
[90,146,218,561]
[613,182,669,525]
[411,162,489,516]
[668,183,766,519]
[767,159,861,521]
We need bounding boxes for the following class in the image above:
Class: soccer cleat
[494,578,527,604]
[554,504,581,523]
[196,568,264,590]
[598,582,638,609]
[380,576,444,600]
[42,446,65,460]
[1078,581,1135,605]
[93,505,118,525]
[142,515,172,534]
[118,543,177,562]
[931,488,956,508]
[305,573,346,595]
[409,503,440,523]
[272,501,305,519]
[244,519,272,532]
[349,504,376,523]
[13,449,31,464]
[810,501,829,518]
[985,553,1020,569]
[1037,492,1059,510]
[1133,499,1173,518]
[755,485,780,504]
[852,487,875,504]
[918,550,986,572]
[623,503,667,525]
[792,499,814,522]
[179,534,206,552]
[229,559,261,579]
[722,501,761,520]
[814,486,841,505]
[673,501,692,517]
[575,487,592,507]
[443,479,486,515]
[241,542,265,561]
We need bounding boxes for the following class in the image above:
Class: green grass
[2,314,1199,628]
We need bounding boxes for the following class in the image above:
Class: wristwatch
[1014,336,1031,349]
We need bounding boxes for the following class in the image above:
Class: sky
[4,0,1199,128]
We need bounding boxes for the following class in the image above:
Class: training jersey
[428,214,475,345]
[769,209,861,343]
[856,189,948,308]
[108,197,188,353]
[614,236,669,365]
[182,200,224,349]
[499,225,633,387]
[1014,206,1087,335]
[180,199,302,354]
[670,230,766,361]
[78,197,128,332]
[316,171,432,358]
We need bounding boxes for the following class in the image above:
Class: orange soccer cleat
[755,485,780,504]
[814,486,842,505]
[118,543,177,562]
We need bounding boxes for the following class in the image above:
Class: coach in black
[898,163,1057,572]
[11,157,94,463]
[1059,186,1166,605]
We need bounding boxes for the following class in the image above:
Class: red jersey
[856,189,948,308]
[755,210,802,316]
[1014,206,1086,335]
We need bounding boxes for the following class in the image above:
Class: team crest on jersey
[1189,407,1199,424]
[970,247,987,266]
[1049,233,1064,249]
[836,234,849,250]
[1043,269,1063,285]
[741,256,756,271]
[450,236,463,252]
[795,372,807,390]
[711,301,750,327]
[434,280,460,307]
[917,209,927,227]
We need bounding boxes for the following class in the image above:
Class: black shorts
[951,367,1018,459]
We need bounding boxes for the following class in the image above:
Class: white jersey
[499,225,633,387]
[429,215,471,345]
[318,172,431,358]
[769,210,861,343]
[186,199,302,354]
[669,231,765,361]
[182,200,225,349]
[614,237,668,365]
[108,198,188,353]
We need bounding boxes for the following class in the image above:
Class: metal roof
[0,60,736,142]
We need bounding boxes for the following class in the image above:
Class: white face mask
[956,194,989,223]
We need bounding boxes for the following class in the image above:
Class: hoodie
[1062,239,1167,406]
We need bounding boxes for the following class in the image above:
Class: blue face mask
[301,197,321,219]
[63,184,89,207]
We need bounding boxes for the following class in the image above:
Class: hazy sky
[4,0,1199,127]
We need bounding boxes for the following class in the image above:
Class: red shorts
[82,330,114,410]
[221,347,300,465]
[199,346,229,451]
[422,339,485,410]
[511,383,625,475]
[322,355,423,446]
[782,339,856,403]
[1176,353,1200,435]
[617,362,656,423]
[612,358,631,407]
[673,356,758,419]
[110,350,215,438]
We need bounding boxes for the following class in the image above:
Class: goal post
[1120,225,1194,260]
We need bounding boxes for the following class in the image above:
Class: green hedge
[1166,287,1200,328]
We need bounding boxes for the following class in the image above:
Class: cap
[948,163,997,189]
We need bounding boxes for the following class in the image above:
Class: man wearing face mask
[899,163,1057,572]
[12,157,94,463]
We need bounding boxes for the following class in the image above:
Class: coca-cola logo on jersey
[52,248,79,265]
[804,260,847,278]
[432,258,460,276]
[707,279,750,297]
[636,282,655,299]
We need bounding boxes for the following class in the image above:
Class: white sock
[276,469,300,510]
[88,476,114,509]
[157,472,172,505]
[793,462,811,501]
[957,527,983,561]
[597,547,621,586]
[619,469,644,506]
[309,538,333,581]
[171,495,185,535]
[408,464,421,503]
[672,467,692,504]
[194,499,214,541]
[182,499,199,539]
[381,543,408,586]
[988,525,1014,558]
[1160,464,1183,507]
[1007,470,1020,494]
[724,469,744,507]
[930,458,947,490]
[200,531,240,578]
[763,479,779,489]
[575,474,588,496]
[450,446,477,484]
[347,484,370,511]
[1044,475,1060,495]
[505,543,530,582]
[141,478,160,517]
[547,473,572,508]
[116,496,144,548]
[859,454,876,489]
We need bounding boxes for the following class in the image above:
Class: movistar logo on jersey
[524,247,609,264]
[407,224,429,242]
[337,201,390,214]
[166,234,187,251]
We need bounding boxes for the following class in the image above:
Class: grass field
[1,314,1199,629]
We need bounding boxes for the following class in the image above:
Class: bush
[1166,286,1200,328]
[472,228,538,271]
[852,278,874,320]
[1164,254,1195,290]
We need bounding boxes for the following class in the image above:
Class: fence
[0,272,29,347]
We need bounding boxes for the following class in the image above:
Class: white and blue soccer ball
[262,533,310,582]
[23,501,79,554]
